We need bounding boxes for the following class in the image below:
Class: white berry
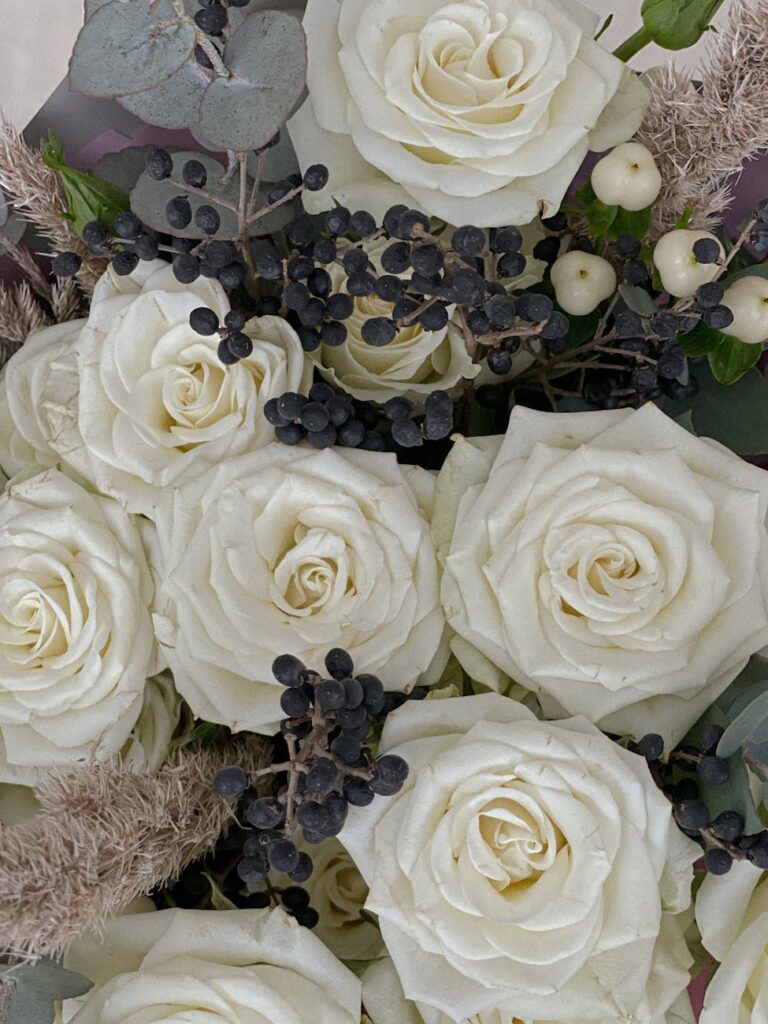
[591,143,662,212]
[722,276,768,345]
[653,230,724,298]
[550,252,617,316]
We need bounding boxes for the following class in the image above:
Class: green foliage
[41,132,129,235]
[1,960,92,1024]
[708,334,762,385]
[195,11,307,152]
[119,61,210,131]
[618,283,658,316]
[641,0,726,50]
[574,180,652,242]
[69,0,196,98]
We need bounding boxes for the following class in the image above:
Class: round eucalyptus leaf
[95,146,174,194]
[118,60,210,129]
[130,150,241,239]
[70,0,196,99]
[196,10,307,152]
[247,130,299,184]
[1,210,28,247]
[84,0,116,18]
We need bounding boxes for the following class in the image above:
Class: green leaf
[641,0,725,50]
[3,961,92,1024]
[618,283,658,316]
[708,334,762,384]
[118,60,210,130]
[678,321,722,357]
[586,198,618,238]
[41,133,129,234]
[609,205,652,241]
[196,11,307,152]
[666,360,768,453]
[718,687,768,758]
[720,263,768,288]
[70,0,196,99]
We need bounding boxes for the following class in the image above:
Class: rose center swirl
[271,527,355,617]
[0,567,84,667]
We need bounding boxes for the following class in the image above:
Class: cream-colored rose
[0,468,157,778]
[342,693,696,1023]
[696,863,768,1023]
[361,955,696,1024]
[0,261,312,515]
[438,404,768,747]
[288,0,648,226]
[297,835,383,961]
[119,671,185,773]
[153,445,447,733]
[314,241,477,405]
[63,907,361,1024]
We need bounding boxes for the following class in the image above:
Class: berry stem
[168,0,230,79]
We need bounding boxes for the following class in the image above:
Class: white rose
[1,261,311,515]
[119,671,185,773]
[438,404,768,747]
[696,864,768,1023]
[361,955,696,1024]
[63,907,361,1024]
[297,835,383,961]
[288,0,648,226]
[153,445,447,732]
[0,468,157,778]
[314,240,478,404]
[341,692,697,1023]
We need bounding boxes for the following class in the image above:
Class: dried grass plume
[637,0,768,237]
[0,739,271,958]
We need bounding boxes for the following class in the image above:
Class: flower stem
[613,26,653,63]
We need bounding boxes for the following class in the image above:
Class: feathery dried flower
[0,739,271,958]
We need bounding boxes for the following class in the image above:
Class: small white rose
[591,142,662,212]
[119,671,185,774]
[64,907,361,1024]
[289,0,648,227]
[342,693,696,1023]
[550,251,617,316]
[653,230,724,298]
[153,445,447,733]
[722,275,768,344]
[438,404,768,747]
[0,468,158,779]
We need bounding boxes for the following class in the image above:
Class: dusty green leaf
[3,961,92,1024]
[618,283,658,316]
[131,150,239,239]
[196,10,307,152]
[70,0,196,99]
[118,60,210,130]
[247,131,300,184]
[718,687,768,759]
[641,0,725,50]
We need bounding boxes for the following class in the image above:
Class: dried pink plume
[0,739,270,957]
[637,0,768,236]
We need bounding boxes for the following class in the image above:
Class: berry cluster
[265,384,454,451]
[189,306,253,363]
[633,727,768,875]
[212,649,417,925]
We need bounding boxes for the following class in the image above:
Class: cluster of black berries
[265,384,454,451]
[212,649,417,925]
[632,727,768,875]
[189,306,253,362]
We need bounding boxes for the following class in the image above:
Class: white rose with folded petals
[361,955,696,1024]
[288,0,648,226]
[119,672,184,773]
[0,468,157,778]
[696,861,768,1024]
[438,404,768,747]
[63,908,361,1024]
[153,445,447,732]
[342,693,696,1023]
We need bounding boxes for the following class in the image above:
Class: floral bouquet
[1,1,768,1022]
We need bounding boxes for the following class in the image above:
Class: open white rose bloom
[289,0,648,225]
[342,692,697,1023]
[438,404,768,746]
[153,445,447,732]
[0,468,158,780]
[62,907,361,1024]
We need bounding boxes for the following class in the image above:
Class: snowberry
[722,276,768,344]
[653,230,724,298]
[591,143,662,212]
[550,251,617,316]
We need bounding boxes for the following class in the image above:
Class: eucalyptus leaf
[95,146,168,195]
[118,60,210,130]
[70,0,196,99]
[247,131,300,184]
[641,0,725,50]
[718,687,768,759]
[618,283,658,316]
[84,0,115,17]
[708,334,762,385]
[0,207,27,247]
[196,10,307,152]
[3,961,92,1024]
